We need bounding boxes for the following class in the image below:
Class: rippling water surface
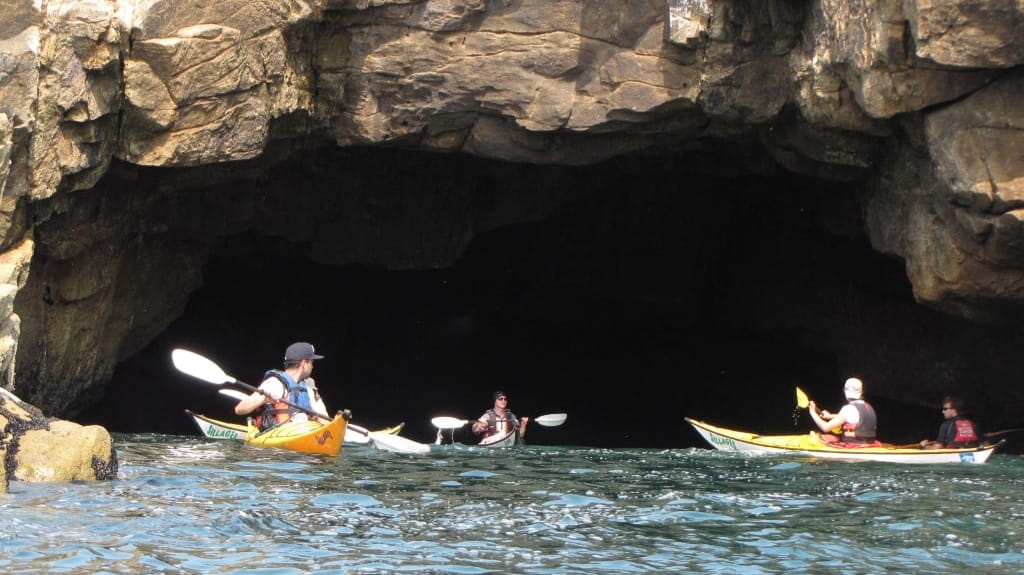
[2,435,1022,574]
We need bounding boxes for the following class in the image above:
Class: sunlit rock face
[0,0,1022,444]
[0,387,117,492]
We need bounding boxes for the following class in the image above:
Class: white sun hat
[843,377,864,400]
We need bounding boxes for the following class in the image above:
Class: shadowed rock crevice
[50,145,1023,450]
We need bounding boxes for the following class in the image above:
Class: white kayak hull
[479,429,518,448]
[187,410,247,440]
[686,417,1003,465]
[368,431,432,454]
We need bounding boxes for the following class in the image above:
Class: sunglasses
[497,397,508,401]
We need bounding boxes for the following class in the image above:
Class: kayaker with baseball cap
[234,342,329,431]
[808,377,879,445]
[472,390,529,442]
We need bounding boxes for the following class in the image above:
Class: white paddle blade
[172,349,234,385]
[344,424,372,445]
[217,388,250,401]
[369,432,432,454]
[431,416,470,429]
[534,413,567,427]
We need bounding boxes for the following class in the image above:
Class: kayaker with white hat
[808,377,879,445]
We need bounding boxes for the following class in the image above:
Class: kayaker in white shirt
[234,342,329,429]
[808,377,878,444]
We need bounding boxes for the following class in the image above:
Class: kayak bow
[246,412,348,456]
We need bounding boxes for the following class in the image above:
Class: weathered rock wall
[0,0,1021,425]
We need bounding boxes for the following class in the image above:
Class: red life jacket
[952,419,979,445]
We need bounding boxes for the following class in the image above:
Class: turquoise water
[2,435,1022,574]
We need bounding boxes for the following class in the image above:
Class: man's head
[942,396,963,418]
[493,390,508,406]
[284,342,324,366]
[843,377,863,400]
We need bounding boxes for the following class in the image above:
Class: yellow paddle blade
[795,387,809,409]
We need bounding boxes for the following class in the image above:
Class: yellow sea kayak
[686,417,1004,464]
[186,410,403,447]
[245,413,348,456]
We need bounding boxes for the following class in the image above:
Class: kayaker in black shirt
[920,396,981,449]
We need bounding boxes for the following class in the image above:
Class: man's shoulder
[259,376,286,392]
[263,369,287,381]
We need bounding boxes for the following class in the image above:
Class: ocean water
[2,435,1022,574]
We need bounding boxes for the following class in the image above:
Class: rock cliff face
[0,0,1022,450]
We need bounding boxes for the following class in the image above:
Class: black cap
[284,342,324,362]
[493,390,507,401]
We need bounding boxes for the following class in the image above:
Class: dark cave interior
[72,150,1023,452]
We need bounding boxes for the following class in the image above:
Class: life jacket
[254,370,314,431]
[481,409,518,438]
[950,418,980,447]
[840,400,877,442]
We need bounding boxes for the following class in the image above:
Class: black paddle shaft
[233,380,346,421]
